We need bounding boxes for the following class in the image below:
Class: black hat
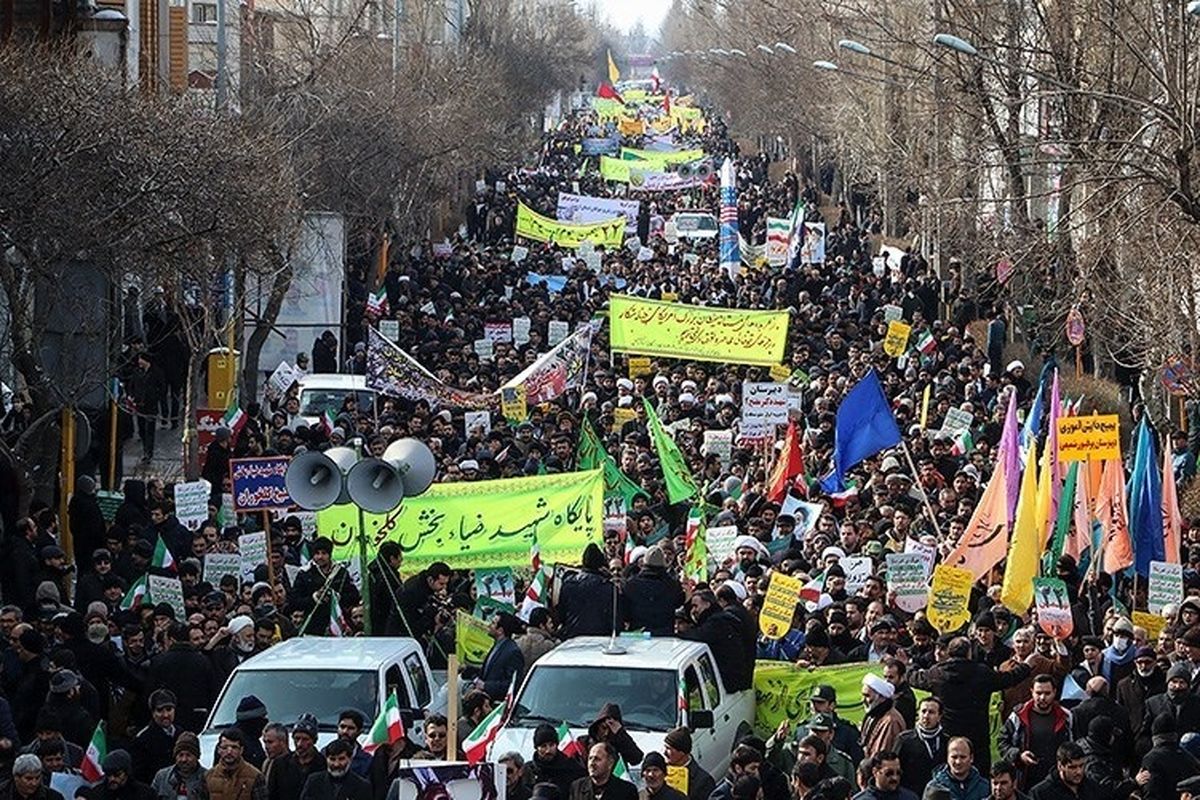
[664,727,692,754]
[49,671,79,694]
[18,629,44,655]
[149,689,177,710]
[642,752,667,772]
[1153,713,1177,736]
[582,543,606,570]
[810,685,837,703]
[102,750,132,774]
[532,784,561,800]
[533,723,558,747]
[805,628,830,649]
[236,695,268,721]
[973,612,996,631]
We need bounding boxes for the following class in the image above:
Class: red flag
[597,82,624,104]
[663,92,671,116]
[767,420,806,503]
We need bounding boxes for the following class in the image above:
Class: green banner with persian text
[319,469,604,570]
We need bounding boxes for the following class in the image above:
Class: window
[403,653,432,708]
[206,670,376,731]
[510,667,678,731]
[385,664,410,708]
[191,2,216,22]
[683,665,707,712]
[697,655,721,709]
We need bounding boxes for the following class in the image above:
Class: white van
[198,638,436,766]
[490,637,755,780]
[295,373,378,428]
[667,212,719,240]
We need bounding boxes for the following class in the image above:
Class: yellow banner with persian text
[515,202,625,249]
[608,295,790,366]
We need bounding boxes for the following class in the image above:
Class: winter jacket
[894,728,947,795]
[298,771,372,800]
[557,568,620,639]
[1078,736,1135,800]
[860,700,906,759]
[999,702,1072,790]
[1028,771,1105,800]
[151,765,209,800]
[569,776,638,800]
[1140,737,1200,800]
[1116,668,1164,744]
[678,606,750,692]
[529,751,586,798]
[623,566,684,636]
[146,643,218,733]
[516,628,557,666]
[207,760,267,800]
[929,765,990,800]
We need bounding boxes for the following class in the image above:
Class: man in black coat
[1117,646,1163,751]
[1028,743,1104,800]
[529,724,586,797]
[312,331,339,374]
[130,690,180,784]
[299,739,371,800]
[568,743,638,800]
[55,612,133,720]
[909,636,1031,773]
[146,622,218,733]
[1141,714,1200,800]
[1068,676,1129,747]
[81,750,156,800]
[366,542,405,635]
[1138,662,1200,753]
[477,613,525,701]
[557,545,620,639]
[395,561,451,642]
[622,547,683,635]
[894,696,947,795]
[292,539,362,636]
[678,590,750,692]
[269,714,327,800]
[126,352,164,462]
[5,518,40,611]
[67,477,106,573]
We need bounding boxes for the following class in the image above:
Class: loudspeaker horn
[284,446,357,510]
[346,458,404,514]
[695,161,713,179]
[678,162,695,178]
[381,438,437,497]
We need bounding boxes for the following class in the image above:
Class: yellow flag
[607,49,620,84]
[919,384,931,430]
[1001,442,1040,613]
[1034,438,1054,549]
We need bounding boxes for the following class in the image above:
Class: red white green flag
[120,575,148,610]
[328,593,348,637]
[222,390,247,435]
[81,721,107,782]
[463,700,507,763]
[556,722,584,759]
[152,535,175,573]
[366,287,389,316]
[363,690,404,753]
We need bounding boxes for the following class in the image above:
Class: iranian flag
[81,721,107,782]
[320,408,337,436]
[328,593,349,637]
[363,690,404,753]
[120,575,148,610]
[518,535,549,621]
[463,701,507,764]
[366,287,389,316]
[556,722,584,759]
[951,429,975,456]
[152,535,175,573]
[915,330,936,354]
[222,391,247,436]
[677,674,688,716]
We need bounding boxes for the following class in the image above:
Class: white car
[667,212,719,240]
[490,637,755,780]
[198,638,437,767]
[295,373,378,429]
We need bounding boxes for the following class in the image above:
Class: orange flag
[1066,461,1092,562]
[945,465,1009,580]
[767,420,806,503]
[1162,438,1183,564]
[1097,459,1133,574]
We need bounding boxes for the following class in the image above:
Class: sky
[597,0,672,35]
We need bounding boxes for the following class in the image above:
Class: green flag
[577,417,647,505]
[643,399,699,504]
[1043,462,1079,575]
[683,507,707,584]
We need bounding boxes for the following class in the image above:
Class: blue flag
[1128,418,1164,575]
[820,370,902,493]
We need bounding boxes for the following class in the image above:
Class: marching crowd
[1,81,1199,800]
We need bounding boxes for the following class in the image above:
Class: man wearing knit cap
[663,727,715,800]
[130,689,179,783]
[151,732,207,800]
[82,749,155,800]
[640,752,685,800]
[556,544,618,639]
[861,674,906,759]
[624,546,684,637]
[1139,662,1200,754]
[529,723,586,797]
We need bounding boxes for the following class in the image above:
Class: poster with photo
[393,762,505,800]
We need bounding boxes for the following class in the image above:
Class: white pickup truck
[491,637,755,780]
[198,638,438,767]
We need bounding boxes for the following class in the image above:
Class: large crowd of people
[0,79,1198,800]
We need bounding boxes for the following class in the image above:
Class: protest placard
[882,321,911,357]
[706,525,739,566]
[174,481,210,531]
[1056,415,1120,461]
[882,304,903,323]
[904,538,937,577]
[238,531,268,583]
[265,362,300,401]
[886,553,928,613]
[548,320,570,347]
[465,410,492,437]
[512,317,532,346]
[149,575,186,621]
[702,430,733,469]
[378,319,400,342]
[474,567,517,610]
[484,321,512,343]
[1034,577,1074,639]
[841,556,874,594]
[473,338,494,362]
[628,357,652,378]
[610,295,789,366]
[230,457,291,512]
[759,572,802,639]
[741,381,789,437]
[203,553,242,585]
[927,564,972,632]
[1148,560,1184,614]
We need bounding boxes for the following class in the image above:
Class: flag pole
[900,440,944,540]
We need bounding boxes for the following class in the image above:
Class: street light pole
[215,0,226,110]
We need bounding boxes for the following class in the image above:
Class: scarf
[916,725,943,761]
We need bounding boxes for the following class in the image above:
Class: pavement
[121,419,186,482]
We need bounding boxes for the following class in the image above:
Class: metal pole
[215,0,227,110]
[358,506,372,636]
[60,407,76,568]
